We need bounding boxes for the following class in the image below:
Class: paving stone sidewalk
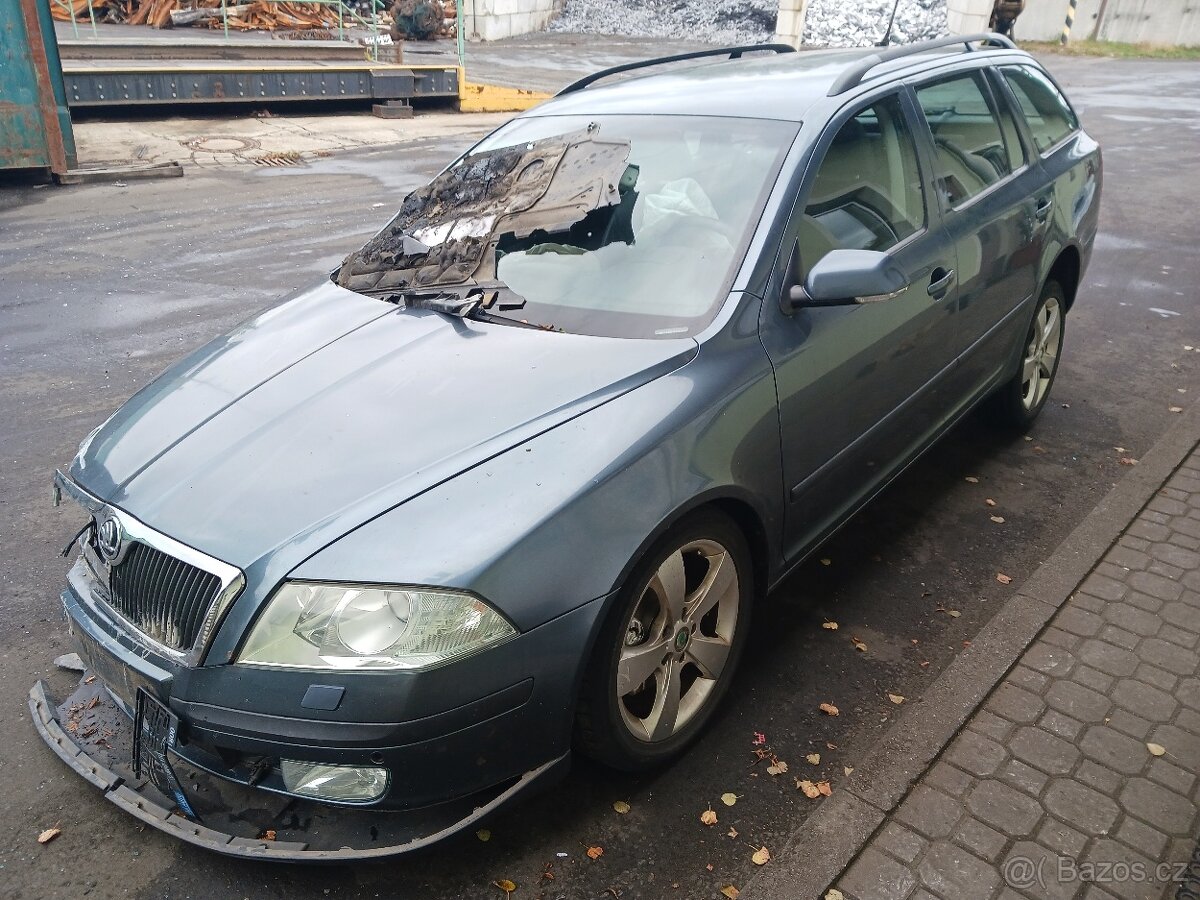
[832,449,1200,900]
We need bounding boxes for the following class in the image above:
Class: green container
[0,0,77,173]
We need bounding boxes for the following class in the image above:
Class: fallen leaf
[586,846,604,860]
[826,890,846,900]
[727,827,739,838]
[752,846,771,866]
[612,800,630,815]
[844,766,854,776]
[946,609,961,618]
[990,516,1005,524]
[766,760,788,775]
[819,702,839,716]
[964,476,979,483]
[985,498,997,507]
[851,637,867,652]
[720,792,738,807]
[37,828,61,845]
[820,558,832,566]
[806,752,821,765]
[701,808,718,826]
[797,779,821,798]
[822,620,839,630]
[477,828,491,842]
[1119,457,1139,466]
[817,781,833,796]
[1170,406,1183,413]
[1147,742,1166,757]
[887,693,905,705]
[720,887,741,900]
[493,880,517,895]
[996,573,1012,585]
[260,829,277,841]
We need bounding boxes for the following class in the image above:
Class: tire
[574,510,753,771]
[991,280,1067,429]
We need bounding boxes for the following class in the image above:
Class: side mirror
[785,248,910,310]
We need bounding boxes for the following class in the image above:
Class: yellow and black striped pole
[1060,0,1078,44]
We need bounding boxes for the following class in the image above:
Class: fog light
[279,759,389,803]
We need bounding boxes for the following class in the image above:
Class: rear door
[760,91,961,562]
[910,67,1044,398]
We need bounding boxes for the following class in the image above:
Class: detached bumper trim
[28,680,568,861]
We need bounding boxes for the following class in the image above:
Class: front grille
[107,541,223,652]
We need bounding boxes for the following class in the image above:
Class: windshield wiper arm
[382,287,542,330]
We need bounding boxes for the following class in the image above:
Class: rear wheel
[991,280,1066,429]
[574,511,752,770]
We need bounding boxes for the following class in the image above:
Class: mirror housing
[785,248,910,310]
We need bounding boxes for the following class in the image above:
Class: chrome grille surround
[54,470,245,666]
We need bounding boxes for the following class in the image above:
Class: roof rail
[827,32,1018,97]
[557,43,796,96]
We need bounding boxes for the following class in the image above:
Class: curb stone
[746,400,1200,900]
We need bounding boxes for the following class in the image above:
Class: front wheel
[574,511,752,771]
[991,280,1066,428]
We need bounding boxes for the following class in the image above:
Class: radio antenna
[877,0,902,46]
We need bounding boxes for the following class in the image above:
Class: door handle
[1035,196,1054,221]
[927,267,955,298]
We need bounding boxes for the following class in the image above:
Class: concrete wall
[777,0,1200,47]
[946,0,991,35]
[775,0,808,45]
[1014,0,1103,41]
[992,0,1200,45]
[1097,0,1200,45]
[463,0,562,41]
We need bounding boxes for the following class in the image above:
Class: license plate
[133,689,196,817]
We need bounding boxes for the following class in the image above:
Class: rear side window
[916,72,1015,208]
[1001,65,1079,154]
[799,95,925,272]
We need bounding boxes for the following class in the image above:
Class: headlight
[236,582,516,671]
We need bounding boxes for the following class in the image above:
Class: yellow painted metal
[457,80,550,113]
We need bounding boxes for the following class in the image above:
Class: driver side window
[798,95,926,275]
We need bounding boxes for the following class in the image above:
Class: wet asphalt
[1,55,1198,900]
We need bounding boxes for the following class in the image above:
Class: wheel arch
[1046,244,1082,311]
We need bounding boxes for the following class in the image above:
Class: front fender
[291,320,784,634]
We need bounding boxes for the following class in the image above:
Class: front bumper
[29,677,568,861]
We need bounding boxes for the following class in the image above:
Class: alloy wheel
[1021,295,1062,411]
[615,539,740,743]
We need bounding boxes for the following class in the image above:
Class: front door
[760,92,961,563]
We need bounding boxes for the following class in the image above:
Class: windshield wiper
[380,285,545,330]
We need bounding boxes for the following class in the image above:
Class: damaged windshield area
[336,115,798,338]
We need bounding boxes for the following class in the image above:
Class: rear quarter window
[1000,65,1079,154]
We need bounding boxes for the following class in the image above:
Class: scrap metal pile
[804,0,947,46]
[548,0,947,46]
[548,0,779,45]
[50,0,455,35]
[50,0,345,30]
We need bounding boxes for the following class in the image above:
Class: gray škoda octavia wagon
[32,33,1100,859]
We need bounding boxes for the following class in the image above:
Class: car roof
[527,43,1035,124]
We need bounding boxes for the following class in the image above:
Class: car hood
[70,281,696,572]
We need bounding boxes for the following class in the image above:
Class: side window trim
[910,67,1029,215]
[997,63,1081,159]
